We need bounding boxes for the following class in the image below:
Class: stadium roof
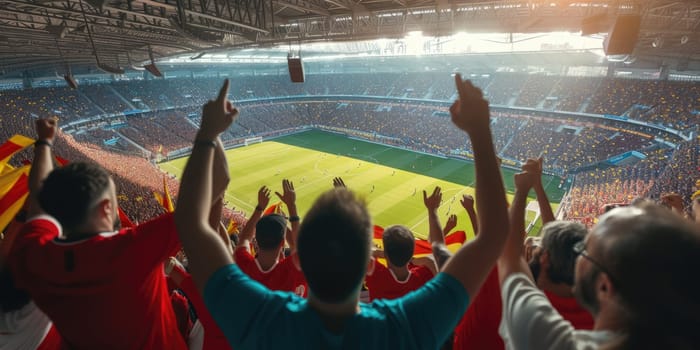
[1,0,699,76]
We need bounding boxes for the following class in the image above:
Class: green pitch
[160,130,566,239]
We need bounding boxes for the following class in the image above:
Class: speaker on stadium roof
[144,63,163,78]
[287,55,305,83]
[603,15,641,56]
[64,74,78,89]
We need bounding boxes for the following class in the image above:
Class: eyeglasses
[572,241,617,284]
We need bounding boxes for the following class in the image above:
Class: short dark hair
[595,202,700,349]
[255,214,286,250]
[297,189,372,303]
[540,221,587,285]
[38,162,111,232]
[383,225,415,267]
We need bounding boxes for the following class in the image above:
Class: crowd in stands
[647,137,700,210]
[3,72,699,132]
[2,78,698,350]
[79,85,130,115]
[514,75,559,108]
[1,71,697,227]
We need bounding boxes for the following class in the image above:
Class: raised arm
[27,118,58,218]
[423,187,451,268]
[460,194,479,235]
[523,157,555,224]
[237,186,270,250]
[275,179,299,252]
[443,214,457,237]
[498,172,536,283]
[440,74,510,297]
[174,80,239,293]
[209,141,231,253]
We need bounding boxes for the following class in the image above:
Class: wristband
[288,215,300,222]
[194,139,216,148]
[35,139,53,148]
[255,206,264,212]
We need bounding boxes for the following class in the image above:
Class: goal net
[244,136,263,146]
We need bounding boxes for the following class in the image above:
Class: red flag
[55,155,70,166]
[162,176,174,213]
[373,225,384,239]
[263,203,284,216]
[373,225,466,256]
[154,176,175,213]
[118,207,135,229]
[0,135,34,165]
[0,173,29,232]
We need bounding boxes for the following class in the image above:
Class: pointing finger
[217,79,230,103]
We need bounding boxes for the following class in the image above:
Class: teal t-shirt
[204,264,469,349]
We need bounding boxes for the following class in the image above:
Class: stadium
[1,0,699,349]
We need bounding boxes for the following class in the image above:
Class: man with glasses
[498,171,700,349]
[528,221,593,330]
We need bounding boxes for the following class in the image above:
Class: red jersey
[544,290,595,330]
[176,266,232,350]
[10,214,187,350]
[453,267,504,350]
[365,261,433,301]
[234,247,307,297]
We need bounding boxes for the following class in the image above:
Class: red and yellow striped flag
[153,175,175,213]
[0,168,30,232]
[263,203,285,216]
[227,219,239,234]
[0,135,34,165]
[372,225,467,258]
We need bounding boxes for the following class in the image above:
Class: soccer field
[160,130,566,239]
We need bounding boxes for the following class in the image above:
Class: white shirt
[500,273,613,350]
[0,302,53,350]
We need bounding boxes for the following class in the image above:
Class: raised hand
[423,186,443,212]
[450,73,490,135]
[198,79,239,141]
[514,172,537,192]
[460,194,475,211]
[36,117,58,142]
[275,179,296,208]
[444,214,457,235]
[660,192,684,213]
[332,177,346,188]
[257,186,271,210]
[521,157,543,175]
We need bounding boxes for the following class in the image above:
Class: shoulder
[234,246,254,263]
[411,265,434,281]
[367,259,388,278]
[18,215,62,242]
[132,213,175,234]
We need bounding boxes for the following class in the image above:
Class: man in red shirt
[9,118,226,349]
[235,181,307,296]
[365,225,435,301]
